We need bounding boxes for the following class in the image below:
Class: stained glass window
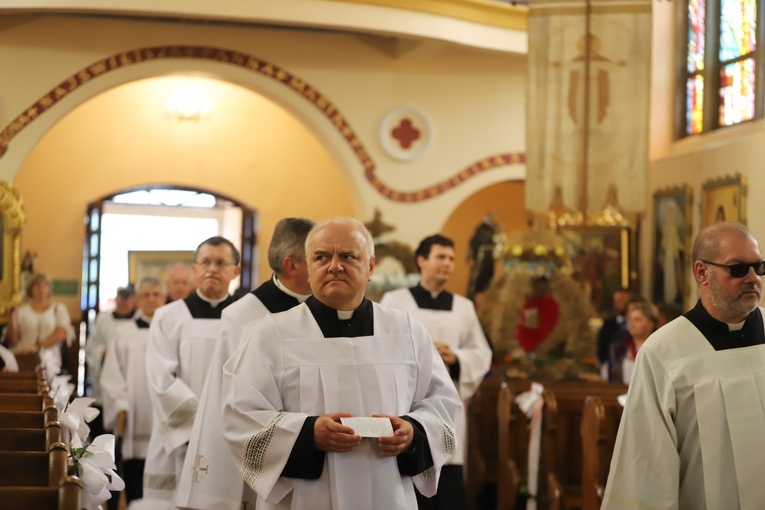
[719,0,756,62]
[719,58,756,126]
[683,0,759,136]
[687,75,705,134]
[688,0,706,73]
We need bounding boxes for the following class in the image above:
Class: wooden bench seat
[0,476,82,510]
[0,442,68,488]
[580,395,623,510]
[0,422,63,452]
[0,393,54,412]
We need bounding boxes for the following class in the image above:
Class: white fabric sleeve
[85,314,107,371]
[221,318,307,505]
[145,308,198,454]
[453,303,492,400]
[99,332,130,431]
[601,345,680,510]
[404,315,463,497]
[53,302,75,344]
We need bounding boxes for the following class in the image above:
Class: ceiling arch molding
[0,45,524,202]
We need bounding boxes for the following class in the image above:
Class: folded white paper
[340,417,394,438]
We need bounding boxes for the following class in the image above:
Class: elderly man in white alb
[603,221,765,510]
[381,233,492,510]
[142,236,241,506]
[176,217,316,510]
[221,217,462,510]
[100,277,166,504]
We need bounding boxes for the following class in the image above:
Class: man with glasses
[604,222,765,509]
[176,217,316,510]
[143,236,241,506]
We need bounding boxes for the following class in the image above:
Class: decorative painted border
[0,45,525,202]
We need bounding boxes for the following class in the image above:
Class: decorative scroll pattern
[0,45,524,201]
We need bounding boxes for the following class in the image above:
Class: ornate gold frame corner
[0,180,26,320]
[701,174,747,227]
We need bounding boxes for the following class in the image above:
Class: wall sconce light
[165,81,213,122]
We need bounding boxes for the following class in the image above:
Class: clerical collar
[112,310,135,320]
[409,284,454,311]
[196,289,229,308]
[684,300,765,351]
[134,310,152,325]
[252,277,302,314]
[183,291,235,319]
[273,274,311,303]
[305,296,374,338]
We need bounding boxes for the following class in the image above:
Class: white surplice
[221,302,463,510]
[603,312,765,510]
[380,287,492,465]
[175,293,271,510]
[143,298,231,503]
[100,318,152,459]
[86,311,135,403]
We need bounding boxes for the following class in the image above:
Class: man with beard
[143,236,241,506]
[603,222,765,509]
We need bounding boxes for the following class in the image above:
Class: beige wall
[642,1,765,309]
[0,14,525,315]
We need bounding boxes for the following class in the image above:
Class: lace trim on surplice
[241,412,287,489]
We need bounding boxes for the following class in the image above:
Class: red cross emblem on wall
[391,118,421,149]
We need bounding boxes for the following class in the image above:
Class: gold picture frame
[128,250,194,286]
[701,174,747,227]
[0,181,26,321]
[558,225,631,316]
[652,185,693,310]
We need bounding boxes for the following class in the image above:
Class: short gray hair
[691,221,757,265]
[137,277,165,294]
[305,217,375,259]
[268,218,317,275]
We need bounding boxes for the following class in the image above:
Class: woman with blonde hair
[5,272,73,376]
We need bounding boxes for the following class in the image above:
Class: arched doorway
[82,185,257,326]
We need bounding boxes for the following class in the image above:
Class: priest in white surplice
[381,234,491,510]
[603,222,765,510]
[176,217,316,510]
[222,218,463,510]
[100,277,165,504]
[143,236,241,505]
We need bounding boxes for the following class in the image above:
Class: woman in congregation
[618,300,660,385]
[4,272,73,377]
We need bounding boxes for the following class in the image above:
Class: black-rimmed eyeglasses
[701,259,765,278]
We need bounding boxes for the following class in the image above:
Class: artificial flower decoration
[60,397,99,447]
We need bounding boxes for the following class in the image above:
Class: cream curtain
[526,0,652,216]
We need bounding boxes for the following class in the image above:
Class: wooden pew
[496,382,526,510]
[467,377,503,510]
[0,393,54,412]
[0,475,82,509]
[0,422,63,452]
[580,395,623,510]
[497,380,625,510]
[0,441,69,488]
[14,353,41,372]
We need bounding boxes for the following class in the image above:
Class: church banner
[525,0,652,217]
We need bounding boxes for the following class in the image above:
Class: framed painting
[128,250,194,286]
[701,174,747,227]
[652,186,693,310]
[558,226,631,316]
